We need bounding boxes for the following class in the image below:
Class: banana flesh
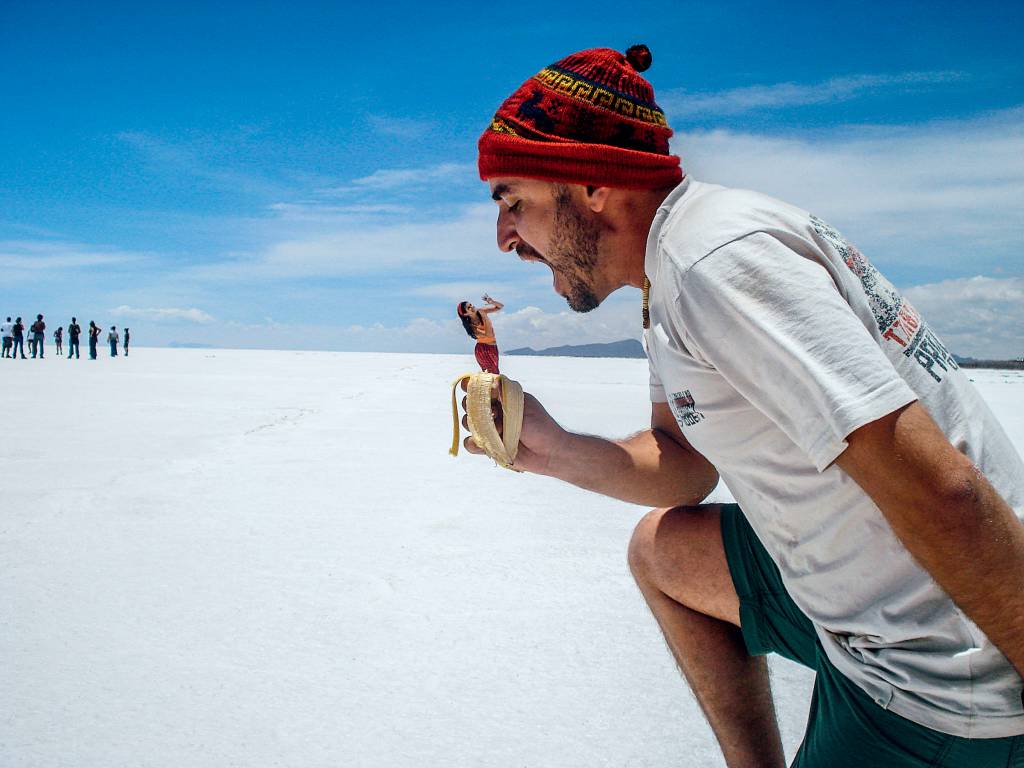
[450,372,524,472]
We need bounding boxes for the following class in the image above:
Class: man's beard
[549,186,602,313]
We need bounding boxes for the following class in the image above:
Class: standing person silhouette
[123,327,130,356]
[107,326,119,357]
[68,317,81,359]
[54,325,63,356]
[11,317,26,359]
[1,317,12,358]
[30,314,45,358]
[457,294,503,374]
[88,321,100,360]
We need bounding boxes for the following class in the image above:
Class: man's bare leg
[628,505,787,768]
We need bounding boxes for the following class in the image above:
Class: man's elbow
[678,465,719,507]
[919,465,994,540]
[936,468,983,508]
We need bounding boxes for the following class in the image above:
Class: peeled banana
[450,372,524,472]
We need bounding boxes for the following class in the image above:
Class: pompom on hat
[478,44,682,190]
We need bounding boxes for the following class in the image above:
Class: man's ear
[584,185,612,213]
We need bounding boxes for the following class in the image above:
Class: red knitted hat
[478,44,682,190]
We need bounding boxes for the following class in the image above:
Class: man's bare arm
[463,391,718,507]
[538,401,718,507]
[836,401,1024,676]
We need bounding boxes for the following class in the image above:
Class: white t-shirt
[0,322,10,338]
[644,177,1024,738]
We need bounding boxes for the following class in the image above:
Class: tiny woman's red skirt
[474,342,500,374]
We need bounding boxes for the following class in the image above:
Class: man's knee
[628,505,716,585]
[628,504,739,623]
[628,507,669,584]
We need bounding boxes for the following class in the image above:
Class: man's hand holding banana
[450,373,567,475]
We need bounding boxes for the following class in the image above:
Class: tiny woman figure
[457,294,503,374]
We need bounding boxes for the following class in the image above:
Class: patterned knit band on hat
[478,44,682,190]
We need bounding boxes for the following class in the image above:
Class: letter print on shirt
[669,389,705,428]
[810,215,959,383]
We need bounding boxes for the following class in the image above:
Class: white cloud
[184,202,499,280]
[676,108,1024,271]
[662,71,965,117]
[0,240,145,270]
[314,163,477,198]
[340,299,643,354]
[365,114,434,138]
[903,276,1024,359]
[347,162,476,191]
[110,305,215,324]
[492,301,643,350]
[406,281,523,302]
[265,201,414,222]
[167,316,466,354]
[116,131,286,198]
[331,297,643,353]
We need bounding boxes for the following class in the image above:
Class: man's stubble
[549,186,602,313]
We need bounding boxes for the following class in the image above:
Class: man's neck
[606,184,678,289]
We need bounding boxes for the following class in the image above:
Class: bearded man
[462,44,1024,767]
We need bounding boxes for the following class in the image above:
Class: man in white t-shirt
[462,44,1024,766]
[1,317,12,358]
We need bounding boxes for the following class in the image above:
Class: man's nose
[496,206,519,253]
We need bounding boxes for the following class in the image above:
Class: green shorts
[720,504,1024,767]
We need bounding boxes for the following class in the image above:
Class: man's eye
[508,200,522,213]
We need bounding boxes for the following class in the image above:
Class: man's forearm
[536,428,718,508]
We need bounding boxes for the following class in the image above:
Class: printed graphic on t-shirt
[810,216,959,383]
[669,389,705,427]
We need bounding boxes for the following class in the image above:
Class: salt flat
[2,349,1021,767]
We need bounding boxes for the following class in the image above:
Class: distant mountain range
[507,339,645,359]
[953,355,1024,370]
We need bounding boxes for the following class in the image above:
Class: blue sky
[2,0,1022,356]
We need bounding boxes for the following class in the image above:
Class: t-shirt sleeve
[643,330,668,403]
[677,232,917,471]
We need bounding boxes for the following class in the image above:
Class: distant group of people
[1,314,130,360]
